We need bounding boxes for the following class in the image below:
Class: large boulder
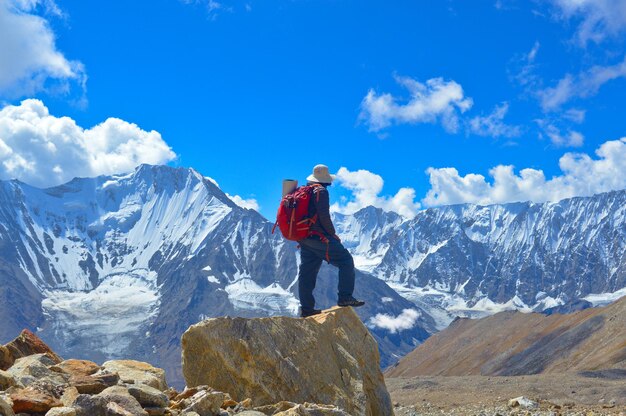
[6,354,68,387]
[0,330,62,370]
[181,307,393,416]
[102,360,167,391]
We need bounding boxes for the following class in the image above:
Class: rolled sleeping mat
[282,179,298,197]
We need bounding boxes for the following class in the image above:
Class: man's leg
[298,243,323,312]
[327,239,356,302]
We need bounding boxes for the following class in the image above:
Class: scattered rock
[72,394,108,416]
[51,359,101,377]
[46,406,77,416]
[1,330,62,370]
[102,360,167,391]
[0,395,15,416]
[181,390,225,416]
[6,354,68,387]
[105,401,136,416]
[277,404,348,416]
[127,383,169,408]
[70,373,120,394]
[508,396,539,409]
[9,386,62,414]
[182,307,392,416]
[0,370,18,390]
[60,386,79,407]
[98,386,148,416]
[233,412,265,416]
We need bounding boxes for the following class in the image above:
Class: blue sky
[1,0,626,219]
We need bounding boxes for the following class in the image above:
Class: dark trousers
[297,237,355,311]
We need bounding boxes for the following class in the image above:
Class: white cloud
[226,193,260,211]
[0,0,86,99]
[538,56,626,111]
[423,137,626,206]
[509,42,542,89]
[549,0,626,46]
[359,75,473,133]
[536,119,585,147]
[331,167,421,218]
[368,309,421,334]
[468,102,522,138]
[0,99,176,187]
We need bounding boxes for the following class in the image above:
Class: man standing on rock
[298,164,365,317]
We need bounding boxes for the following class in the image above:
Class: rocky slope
[385,294,626,378]
[0,309,389,416]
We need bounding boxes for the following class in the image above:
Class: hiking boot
[300,308,322,318]
[337,297,365,307]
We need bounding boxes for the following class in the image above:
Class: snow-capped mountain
[332,190,626,329]
[1,164,624,387]
[0,165,432,387]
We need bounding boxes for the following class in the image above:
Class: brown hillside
[386,296,626,377]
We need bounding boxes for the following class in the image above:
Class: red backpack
[272,184,321,241]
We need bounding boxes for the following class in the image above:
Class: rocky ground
[0,329,351,416]
[386,374,626,416]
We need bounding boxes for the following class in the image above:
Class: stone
[0,346,11,372]
[144,407,166,416]
[102,360,167,391]
[0,395,15,416]
[181,307,392,416]
[181,390,225,416]
[72,394,108,416]
[181,412,200,416]
[46,406,77,416]
[234,412,266,416]
[508,396,539,409]
[9,386,62,414]
[6,354,68,387]
[70,373,120,394]
[50,360,101,377]
[164,387,179,400]
[98,387,148,416]
[1,330,62,370]
[222,398,237,408]
[0,370,18,390]
[127,384,169,408]
[105,402,135,416]
[60,387,79,407]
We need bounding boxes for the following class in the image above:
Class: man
[298,164,365,317]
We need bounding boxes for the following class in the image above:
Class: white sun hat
[306,164,335,184]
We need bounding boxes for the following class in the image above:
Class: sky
[1,0,626,220]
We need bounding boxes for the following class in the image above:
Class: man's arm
[314,187,337,238]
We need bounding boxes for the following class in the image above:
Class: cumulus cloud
[549,0,626,46]
[226,193,260,211]
[0,99,176,187]
[423,137,626,206]
[468,102,522,138]
[0,0,86,99]
[331,167,421,218]
[538,56,626,111]
[368,309,421,334]
[359,75,473,133]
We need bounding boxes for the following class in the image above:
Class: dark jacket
[308,184,336,238]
